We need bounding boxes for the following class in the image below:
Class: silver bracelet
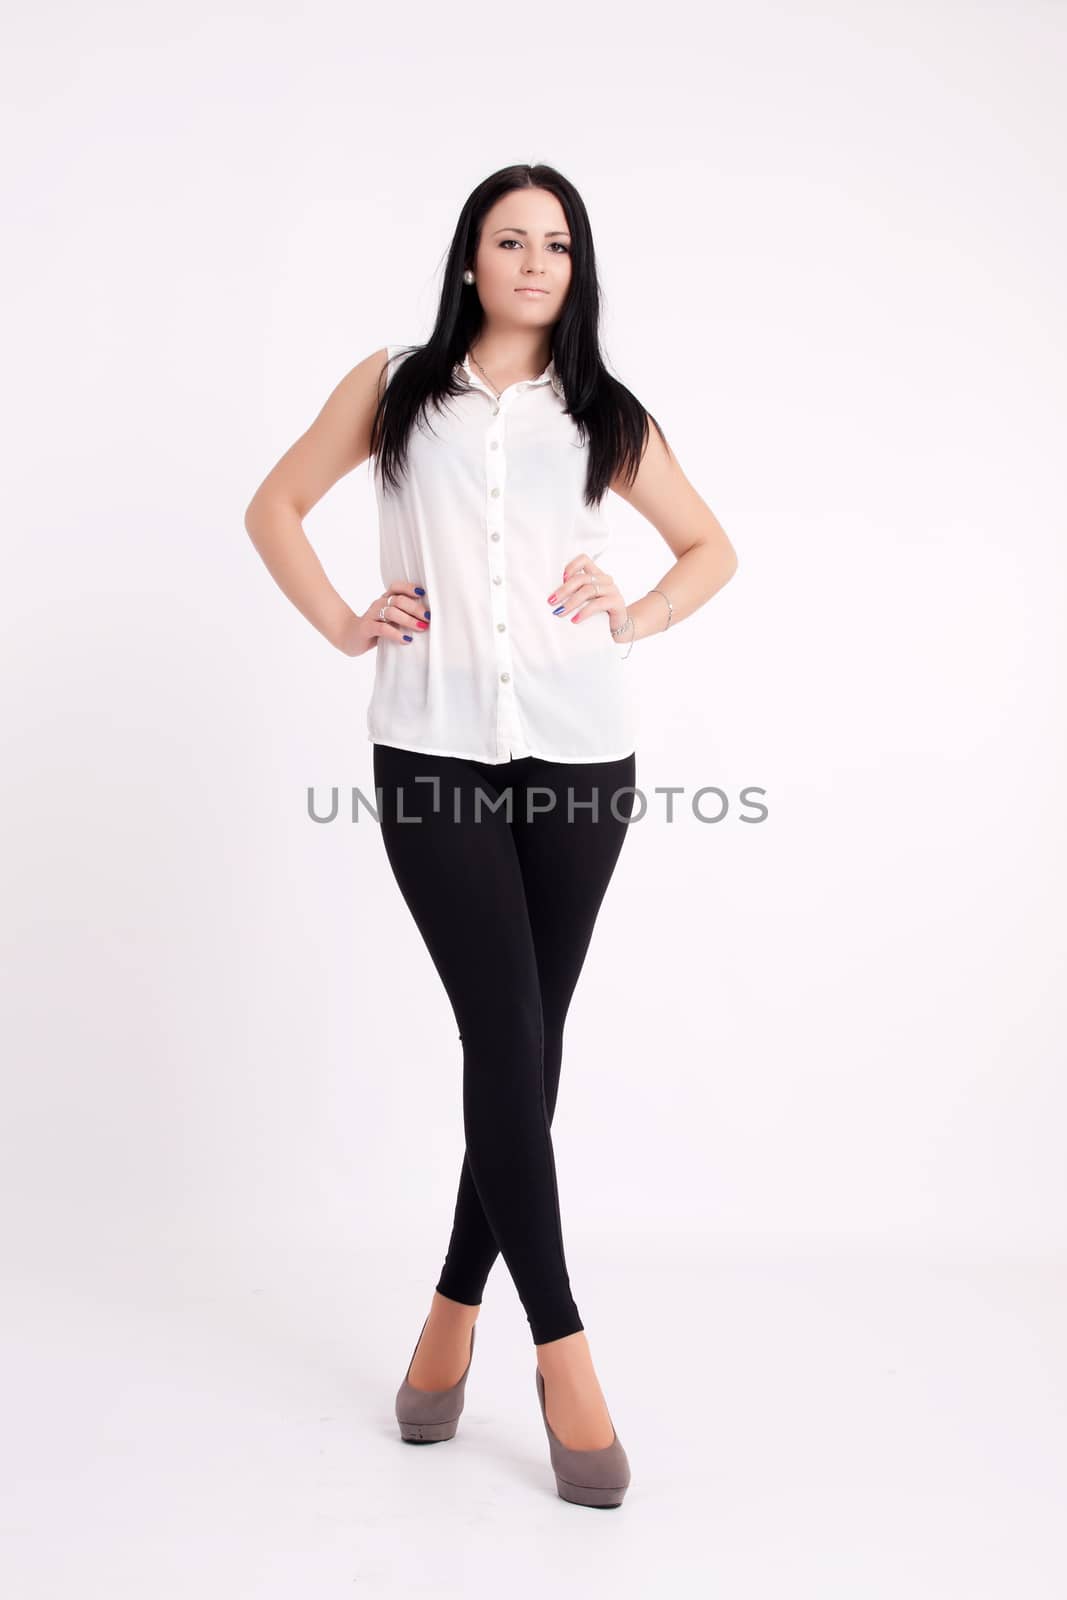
[610,613,636,660]
[649,588,673,629]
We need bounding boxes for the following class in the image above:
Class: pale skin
[245,186,738,1450]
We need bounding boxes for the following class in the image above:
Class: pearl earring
[463,270,474,284]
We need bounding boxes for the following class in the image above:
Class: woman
[245,163,738,1508]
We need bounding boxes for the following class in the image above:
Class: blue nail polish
[414,587,425,596]
[553,604,566,615]
[424,611,430,619]
[402,634,412,641]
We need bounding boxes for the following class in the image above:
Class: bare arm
[243,347,423,655]
[609,422,738,642]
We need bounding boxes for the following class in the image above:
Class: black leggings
[372,742,637,1345]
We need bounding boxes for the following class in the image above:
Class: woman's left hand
[547,554,628,634]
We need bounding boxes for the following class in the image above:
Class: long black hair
[369,162,671,509]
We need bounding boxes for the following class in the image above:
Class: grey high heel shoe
[535,1366,631,1508]
[395,1315,477,1443]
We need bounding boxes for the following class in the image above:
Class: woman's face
[471,187,573,331]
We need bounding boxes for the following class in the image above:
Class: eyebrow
[491,226,571,238]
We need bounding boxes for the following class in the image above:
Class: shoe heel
[394,1316,477,1445]
[535,1366,631,1509]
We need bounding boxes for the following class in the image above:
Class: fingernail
[424,611,431,619]
[414,587,425,596]
[417,621,429,629]
[547,593,557,603]
[553,605,566,615]
[403,634,412,641]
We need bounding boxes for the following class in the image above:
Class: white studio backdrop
[2,11,1065,1585]
[4,0,1064,1275]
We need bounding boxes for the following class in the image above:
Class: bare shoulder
[245,345,392,522]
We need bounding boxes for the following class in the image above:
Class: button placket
[458,355,550,761]
[487,395,516,755]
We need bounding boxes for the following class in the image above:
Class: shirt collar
[459,350,565,400]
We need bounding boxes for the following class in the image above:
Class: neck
[469,329,552,380]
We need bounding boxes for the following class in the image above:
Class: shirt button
[491,405,500,415]
[492,575,502,584]
[497,622,506,632]
[500,672,510,682]
[490,487,501,497]
[489,441,499,450]
[490,531,501,541]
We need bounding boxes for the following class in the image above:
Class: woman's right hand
[336,583,430,657]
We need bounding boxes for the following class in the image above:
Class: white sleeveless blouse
[366,345,638,764]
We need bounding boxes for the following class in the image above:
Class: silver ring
[593,581,600,596]
[378,597,392,621]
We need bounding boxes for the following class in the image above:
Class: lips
[515,286,548,293]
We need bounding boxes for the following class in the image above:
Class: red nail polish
[417,621,429,629]
[547,593,557,603]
